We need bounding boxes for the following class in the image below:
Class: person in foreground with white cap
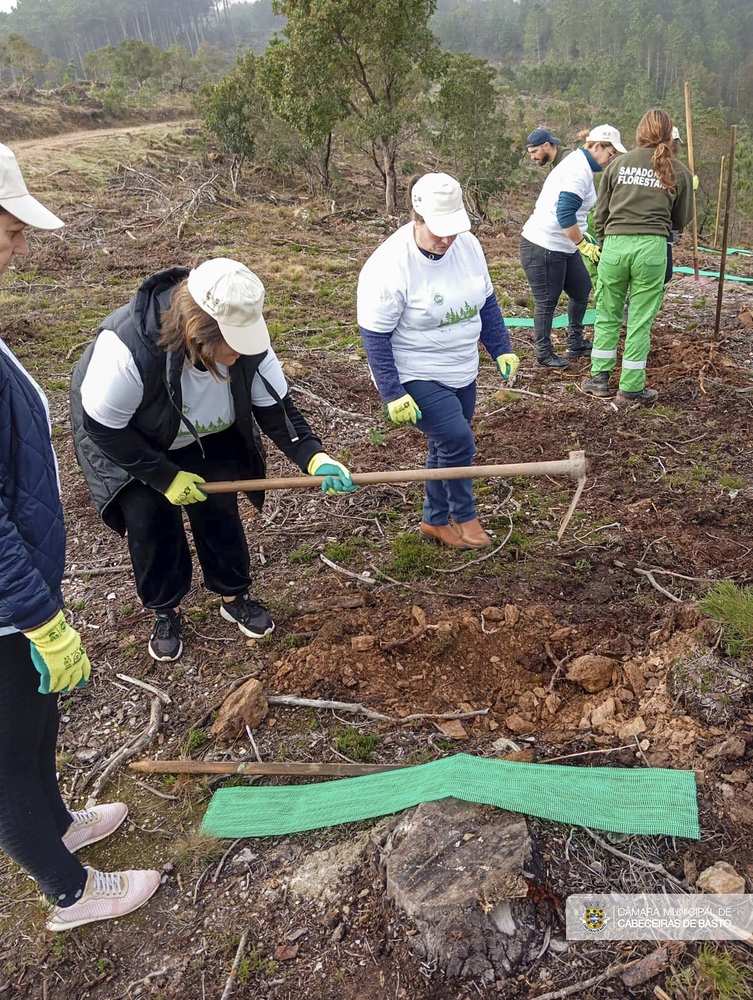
[583,110,692,406]
[520,124,626,370]
[357,172,517,550]
[0,142,161,932]
[70,258,355,661]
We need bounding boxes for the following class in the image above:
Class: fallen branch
[213,838,241,883]
[290,383,370,423]
[296,595,371,614]
[220,930,248,1000]
[369,562,478,601]
[615,560,683,602]
[583,827,688,889]
[85,697,163,806]
[557,475,587,541]
[381,625,427,651]
[319,553,376,585]
[116,673,171,704]
[530,959,641,1000]
[62,565,132,578]
[131,779,179,801]
[267,693,488,724]
[130,759,409,777]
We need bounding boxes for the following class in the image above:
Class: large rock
[378,799,548,982]
[210,678,268,739]
[696,861,746,895]
[566,655,614,692]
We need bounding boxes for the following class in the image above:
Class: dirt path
[13,118,197,159]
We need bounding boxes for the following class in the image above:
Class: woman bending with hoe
[358,172,517,550]
[0,143,160,933]
[70,258,355,662]
[583,109,693,406]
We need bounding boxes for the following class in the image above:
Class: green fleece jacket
[550,146,571,170]
[593,148,693,245]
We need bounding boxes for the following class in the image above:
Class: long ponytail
[636,109,676,194]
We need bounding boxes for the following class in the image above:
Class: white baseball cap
[0,142,64,229]
[585,125,627,154]
[411,172,471,238]
[672,126,683,142]
[187,258,270,355]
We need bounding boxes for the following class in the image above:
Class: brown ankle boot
[419,522,471,549]
[454,517,492,548]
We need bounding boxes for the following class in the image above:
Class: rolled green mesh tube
[201,753,700,840]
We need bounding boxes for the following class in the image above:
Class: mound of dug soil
[268,601,561,722]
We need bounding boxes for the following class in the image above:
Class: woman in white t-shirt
[357,173,518,550]
[70,258,356,662]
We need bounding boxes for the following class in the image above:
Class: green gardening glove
[385,393,422,425]
[496,353,520,381]
[577,232,601,265]
[164,470,207,505]
[23,610,91,695]
[308,452,357,495]
[693,174,699,191]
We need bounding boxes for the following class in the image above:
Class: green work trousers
[591,234,666,392]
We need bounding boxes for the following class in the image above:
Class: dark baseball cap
[526,128,561,148]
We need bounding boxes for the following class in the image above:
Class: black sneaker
[148,610,183,661]
[565,339,593,358]
[616,388,658,407]
[220,594,275,639]
[581,372,616,397]
[536,353,571,370]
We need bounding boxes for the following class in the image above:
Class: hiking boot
[536,353,570,370]
[148,610,183,661]
[419,522,471,549]
[63,804,128,854]
[581,372,616,398]
[616,388,658,407]
[46,867,160,933]
[454,517,493,548]
[565,338,593,358]
[220,593,274,638]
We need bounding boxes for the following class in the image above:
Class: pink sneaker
[62,803,128,853]
[46,867,160,932]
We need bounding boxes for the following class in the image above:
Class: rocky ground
[0,123,751,1000]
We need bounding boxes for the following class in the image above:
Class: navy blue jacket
[0,341,65,632]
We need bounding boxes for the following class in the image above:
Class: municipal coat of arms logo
[583,907,607,932]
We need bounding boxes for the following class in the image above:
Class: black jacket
[70,267,322,536]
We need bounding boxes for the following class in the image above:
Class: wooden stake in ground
[684,82,700,280]
[714,155,725,248]
[714,126,738,342]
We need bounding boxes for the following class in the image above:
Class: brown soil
[0,121,751,1000]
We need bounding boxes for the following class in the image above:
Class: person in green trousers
[582,109,693,405]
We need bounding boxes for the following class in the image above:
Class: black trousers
[117,427,252,610]
[520,236,593,357]
[0,632,87,901]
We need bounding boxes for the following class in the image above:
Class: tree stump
[378,798,549,982]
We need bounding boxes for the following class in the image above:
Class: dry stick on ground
[84,696,163,806]
[115,672,171,704]
[615,560,683,603]
[220,930,248,1000]
[62,565,132,579]
[530,959,642,1000]
[369,562,478,601]
[543,745,633,763]
[583,827,688,889]
[381,625,427,651]
[319,552,376,585]
[290,383,370,423]
[267,693,488,724]
[213,839,241,883]
[131,778,179,801]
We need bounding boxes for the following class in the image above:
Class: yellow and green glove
[496,353,520,381]
[164,470,207,505]
[308,452,357,495]
[385,393,422,425]
[693,174,699,191]
[23,611,91,694]
[577,232,601,265]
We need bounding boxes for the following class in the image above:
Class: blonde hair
[636,109,676,193]
[578,129,615,154]
[158,279,229,381]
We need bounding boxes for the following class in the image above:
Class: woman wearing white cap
[0,142,161,931]
[357,172,518,550]
[520,124,626,369]
[70,258,355,662]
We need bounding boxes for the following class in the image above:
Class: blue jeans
[403,379,477,526]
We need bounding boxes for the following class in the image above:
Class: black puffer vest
[70,268,275,535]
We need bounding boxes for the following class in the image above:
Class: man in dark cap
[526,128,570,170]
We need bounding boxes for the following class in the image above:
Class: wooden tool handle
[200,451,587,494]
